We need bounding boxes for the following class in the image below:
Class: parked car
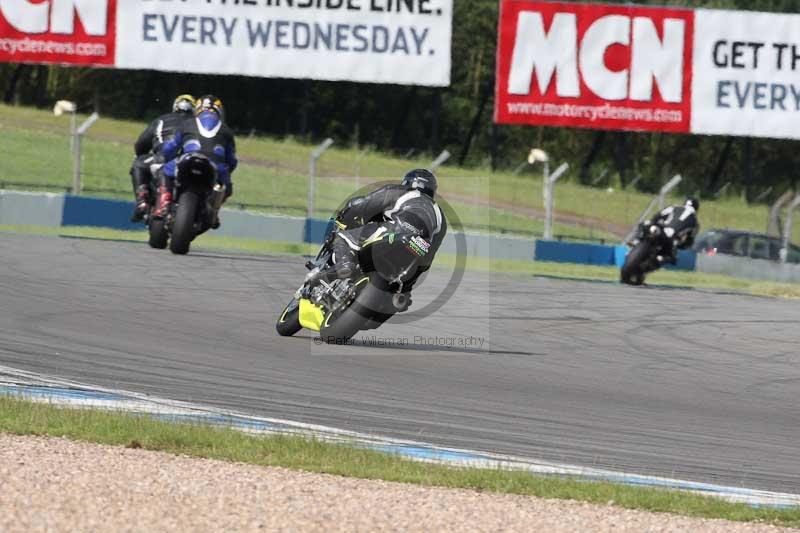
[692,229,800,263]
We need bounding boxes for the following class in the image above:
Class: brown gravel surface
[0,434,794,533]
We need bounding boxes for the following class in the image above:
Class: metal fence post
[623,174,682,244]
[355,147,370,191]
[71,112,99,195]
[430,150,450,171]
[543,162,569,240]
[658,174,682,210]
[780,194,800,263]
[308,138,334,219]
[72,134,82,195]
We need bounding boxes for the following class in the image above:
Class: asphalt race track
[1,233,799,493]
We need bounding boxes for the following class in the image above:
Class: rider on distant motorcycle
[154,95,237,228]
[129,94,195,222]
[321,169,447,299]
[639,196,700,265]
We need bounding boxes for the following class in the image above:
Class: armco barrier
[535,240,617,266]
[304,218,332,244]
[62,195,141,231]
[12,193,540,261]
[536,240,696,271]
[613,246,697,271]
[4,190,707,269]
[0,190,64,228]
[697,253,800,283]
[215,211,306,243]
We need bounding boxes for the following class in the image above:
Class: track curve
[1,233,798,493]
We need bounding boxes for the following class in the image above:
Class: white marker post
[308,138,334,219]
[430,150,451,171]
[780,194,800,264]
[529,149,569,240]
[71,112,99,195]
[624,174,683,244]
[658,174,683,210]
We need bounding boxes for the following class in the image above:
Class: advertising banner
[0,0,452,87]
[691,9,800,139]
[495,0,800,140]
[0,0,116,66]
[495,0,693,134]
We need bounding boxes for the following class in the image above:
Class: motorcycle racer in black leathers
[129,94,195,222]
[639,196,700,265]
[324,169,447,300]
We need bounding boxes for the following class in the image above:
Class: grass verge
[0,396,797,527]
[2,224,799,299]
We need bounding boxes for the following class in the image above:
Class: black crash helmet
[401,168,438,199]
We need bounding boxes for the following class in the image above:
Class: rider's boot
[209,184,226,230]
[323,239,363,282]
[130,185,150,222]
[153,186,173,219]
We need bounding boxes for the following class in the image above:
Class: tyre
[148,218,168,249]
[170,191,200,255]
[621,241,651,286]
[319,280,389,344]
[276,299,302,337]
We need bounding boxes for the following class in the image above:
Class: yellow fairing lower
[298,299,325,332]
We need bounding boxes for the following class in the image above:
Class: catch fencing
[1,111,789,246]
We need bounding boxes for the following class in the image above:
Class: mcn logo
[0,0,109,35]
[495,1,695,133]
[509,12,686,102]
[0,0,115,65]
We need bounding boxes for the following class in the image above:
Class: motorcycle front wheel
[621,241,652,286]
[276,298,302,337]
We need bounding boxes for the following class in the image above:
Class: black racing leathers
[130,112,189,195]
[134,112,190,157]
[645,205,699,264]
[333,184,447,290]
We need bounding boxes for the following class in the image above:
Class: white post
[430,150,451,171]
[542,160,550,239]
[658,174,682,210]
[355,147,370,191]
[623,174,683,244]
[72,134,82,195]
[70,111,77,153]
[780,194,800,263]
[308,138,334,219]
[71,112,99,195]
[544,162,569,240]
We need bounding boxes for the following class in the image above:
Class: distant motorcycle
[621,222,674,286]
[147,153,225,255]
[276,224,430,343]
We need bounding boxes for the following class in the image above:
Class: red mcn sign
[495,1,694,133]
[0,0,116,66]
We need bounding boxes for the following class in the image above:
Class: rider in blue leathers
[154,95,237,228]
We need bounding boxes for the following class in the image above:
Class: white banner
[692,9,800,139]
[114,0,452,87]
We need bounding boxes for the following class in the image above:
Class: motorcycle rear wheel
[319,279,389,344]
[621,241,652,286]
[170,191,200,255]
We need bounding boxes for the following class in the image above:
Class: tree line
[2,0,799,204]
